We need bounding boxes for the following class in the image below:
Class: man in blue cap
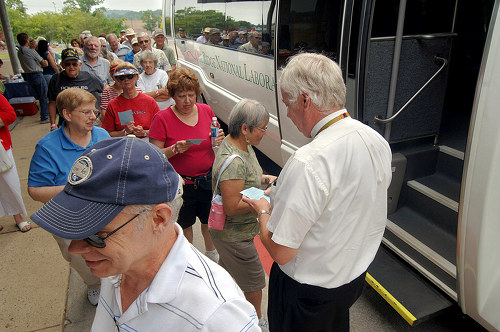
[31,137,260,331]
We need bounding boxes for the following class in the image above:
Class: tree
[141,10,161,32]
[6,0,27,16]
[63,0,104,13]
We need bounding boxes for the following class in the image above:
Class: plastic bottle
[211,116,220,148]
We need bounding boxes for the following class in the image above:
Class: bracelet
[155,90,159,96]
[122,128,127,136]
[264,175,269,185]
[257,210,271,222]
[171,144,178,154]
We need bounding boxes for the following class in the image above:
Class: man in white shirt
[31,137,261,332]
[244,53,393,332]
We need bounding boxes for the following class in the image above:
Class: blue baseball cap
[31,137,182,239]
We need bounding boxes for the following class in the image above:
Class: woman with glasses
[101,62,159,139]
[209,99,276,331]
[136,50,174,110]
[27,87,110,305]
[149,68,224,263]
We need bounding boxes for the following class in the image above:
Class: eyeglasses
[256,125,268,132]
[138,40,149,44]
[116,74,136,81]
[64,62,79,67]
[85,210,147,248]
[78,109,98,117]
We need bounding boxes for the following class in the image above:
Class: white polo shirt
[92,223,260,331]
[267,109,392,289]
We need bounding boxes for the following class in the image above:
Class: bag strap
[213,154,245,199]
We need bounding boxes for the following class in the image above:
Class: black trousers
[268,262,365,332]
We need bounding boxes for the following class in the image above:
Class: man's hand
[41,59,48,67]
[242,196,271,217]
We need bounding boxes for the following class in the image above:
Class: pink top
[149,103,216,183]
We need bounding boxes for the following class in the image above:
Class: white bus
[162,0,500,329]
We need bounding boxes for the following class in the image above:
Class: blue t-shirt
[28,124,110,187]
[125,50,135,64]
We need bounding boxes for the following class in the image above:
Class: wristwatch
[257,210,271,222]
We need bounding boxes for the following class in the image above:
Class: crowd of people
[191,27,270,55]
[1,26,393,332]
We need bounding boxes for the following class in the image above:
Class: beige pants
[53,235,100,288]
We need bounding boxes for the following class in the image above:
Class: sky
[22,0,163,14]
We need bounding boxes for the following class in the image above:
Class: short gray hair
[136,32,150,40]
[139,50,158,67]
[228,99,269,138]
[123,195,184,231]
[279,53,346,113]
[106,33,117,41]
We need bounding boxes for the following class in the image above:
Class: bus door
[351,0,495,326]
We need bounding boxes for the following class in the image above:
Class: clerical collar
[310,109,350,138]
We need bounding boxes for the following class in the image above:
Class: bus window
[173,0,226,41]
[225,0,275,56]
[278,0,343,67]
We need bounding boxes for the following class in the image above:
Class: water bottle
[211,116,220,148]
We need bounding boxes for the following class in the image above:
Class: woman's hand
[215,128,225,145]
[132,125,147,137]
[124,121,135,135]
[174,140,193,154]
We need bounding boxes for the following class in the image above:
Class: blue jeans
[26,73,48,121]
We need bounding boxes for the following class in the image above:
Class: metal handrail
[371,33,458,42]
[374,56,448,125]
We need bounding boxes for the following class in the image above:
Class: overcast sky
[22,0,163,14]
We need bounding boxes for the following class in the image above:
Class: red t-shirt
[102,93,159,132]
[149,103,215,182]
[0,94,16,150]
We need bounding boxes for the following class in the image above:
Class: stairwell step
[407,180,458,212]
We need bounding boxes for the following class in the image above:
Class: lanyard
[316,112,350,136]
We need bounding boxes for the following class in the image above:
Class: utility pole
[0,0,22,74]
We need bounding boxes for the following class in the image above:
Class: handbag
[0,139,13,173]
[208,154,245,230]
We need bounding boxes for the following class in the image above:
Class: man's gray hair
[139,50,158,67]
[106,33,117,41]
[279,53,346,113]
[136,32,150,40]
[84,36,100,48]
[123,196,184,230]
[228,98,269,138]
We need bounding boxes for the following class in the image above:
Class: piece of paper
[240,187,270,203]
[118,110,134,125]
[186,139,204,145]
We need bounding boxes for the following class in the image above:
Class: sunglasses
[85,210,147,248]
[116,74,136,81]
[138,40,149,44]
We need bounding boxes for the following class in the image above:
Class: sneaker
[258,317,269,332]
[205,249,219,263]
[87,288,100,306]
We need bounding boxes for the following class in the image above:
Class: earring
[245,135,251,144]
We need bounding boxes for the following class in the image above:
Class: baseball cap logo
[68,156,93,185]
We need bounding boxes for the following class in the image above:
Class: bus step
[366,245,453,326]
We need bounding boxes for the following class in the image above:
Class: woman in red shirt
[149,68,224,262]
[0,94,30,232]
[101,63,159,139]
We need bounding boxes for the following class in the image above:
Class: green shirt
[210,137,262,242]
[157,44,176,66]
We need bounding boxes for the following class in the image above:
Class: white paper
[186,139,204,145]
[240,187,270,203]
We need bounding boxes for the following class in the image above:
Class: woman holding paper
[149,68,224,262]
[209,99,276,329]
[101,62,159,139]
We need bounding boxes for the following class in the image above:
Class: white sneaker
[258,317,269,332]
[205,249,219,263]
[87,288,100,306]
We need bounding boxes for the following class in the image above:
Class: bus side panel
[459,3,500,331]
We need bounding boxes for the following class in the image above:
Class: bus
[161,0,500,329]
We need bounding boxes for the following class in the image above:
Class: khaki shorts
[212,237,266,292]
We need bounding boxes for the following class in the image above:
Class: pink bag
[208,154,245,230]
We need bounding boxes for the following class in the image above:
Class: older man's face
[85,38,101,59]
[154,34,165,48]
[209,33,220,44]
[250,32,262,47]
[68,210,152,278]
[281,89,307,136]
[138,36,151,51]
[108,35,119,52]
[62,60,82,78]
